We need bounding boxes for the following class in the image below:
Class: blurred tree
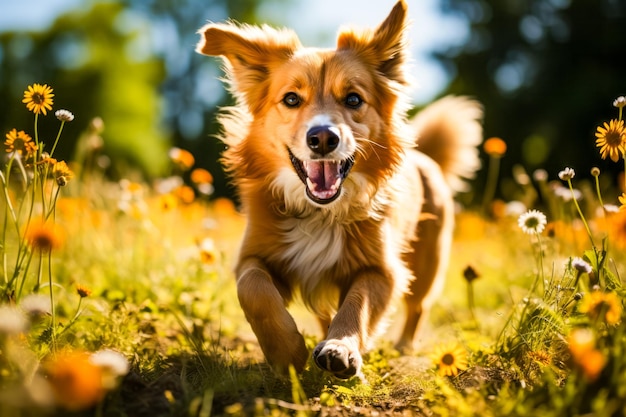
[0,0,285,186]
[0,2,169,178]
[437,0,626,201]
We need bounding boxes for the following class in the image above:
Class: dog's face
[197,1,411,208]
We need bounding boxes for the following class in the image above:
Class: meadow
[1,84,626,416]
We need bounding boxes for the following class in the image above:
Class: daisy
[430,341,469,377]
[595,119,626,162]
[558,167,575,181]
[23,83,54,115]
[518,209,547,235]
[55,109,75,122]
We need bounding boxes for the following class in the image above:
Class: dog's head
[197,1,412,210]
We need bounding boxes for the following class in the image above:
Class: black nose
[306,126,340,156]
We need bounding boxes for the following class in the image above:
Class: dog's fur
[197,0,482,379]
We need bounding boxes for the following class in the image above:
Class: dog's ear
[196,23,301,113]
[336,0,409,85]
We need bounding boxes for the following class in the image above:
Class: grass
[1,85,626,416]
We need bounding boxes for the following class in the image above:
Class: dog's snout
[306,126,340,155]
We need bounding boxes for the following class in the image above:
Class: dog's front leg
[313,267,393,379]
[237,258,308,375]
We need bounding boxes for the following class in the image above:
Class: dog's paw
[313,339,362,379]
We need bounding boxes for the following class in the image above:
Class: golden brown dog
[197,0,482,379]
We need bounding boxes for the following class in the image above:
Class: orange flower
[4,129,38,157]
[568,328,606,382]
[24,219,64,252]
[45,350,104,411]
[76,284,92,298]
[579,291,622,325]
[169,147,195,171]
[175,185,195,204]
[190,168,213,184]
[483,137,507,157]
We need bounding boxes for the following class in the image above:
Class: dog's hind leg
[396,166,454,352]
[236,258,309,375]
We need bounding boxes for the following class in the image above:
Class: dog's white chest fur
[276,213,344,278]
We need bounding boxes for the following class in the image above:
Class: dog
[196,0,482,379]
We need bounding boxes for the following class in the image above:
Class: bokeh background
[1,0,625,202]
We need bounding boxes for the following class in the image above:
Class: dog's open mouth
[288,149,354,205]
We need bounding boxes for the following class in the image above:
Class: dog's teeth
[306,177,317,192]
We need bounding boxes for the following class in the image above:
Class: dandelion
[0,305,29,335]
[45,350,105,411]
[55,109,74,122]
[24,219,64,252]
[579,291,622,325]
[571,257,592,275]
[20,293,52,319]
[169,147,195,171]
[430,341,468,377]
[23,83,54,115]
[518,209,547,235]
[595,119,626,162]
[76,284,92,298]
[89,349,130,390]
[53,160,74,186]
[558,167,575,181]
[483,137,507,157]
[4,129,38,157]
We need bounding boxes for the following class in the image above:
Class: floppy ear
[196,23,301,113]
[336,0,409,85]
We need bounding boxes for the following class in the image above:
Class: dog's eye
[282,92,302,108]
[345,93,363,109]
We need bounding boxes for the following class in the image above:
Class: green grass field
[2,85,626,416]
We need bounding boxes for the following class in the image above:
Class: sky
[0,0,468,104]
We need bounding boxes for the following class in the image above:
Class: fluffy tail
[411,95,483,193]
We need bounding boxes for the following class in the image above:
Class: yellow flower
[22,83,54,115]
[45,350,104,411]
[579,290,622,325]
[160,193,178,211]
[483,137,507,157]
[4,129,38,157]
[53,160,74,186]
[619,193,626,211]
[430,341,469,377]
[197,237,218,265]
[595,119,626,162]
[24,219,64,252]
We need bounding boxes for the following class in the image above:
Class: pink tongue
[306,161,341,193]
